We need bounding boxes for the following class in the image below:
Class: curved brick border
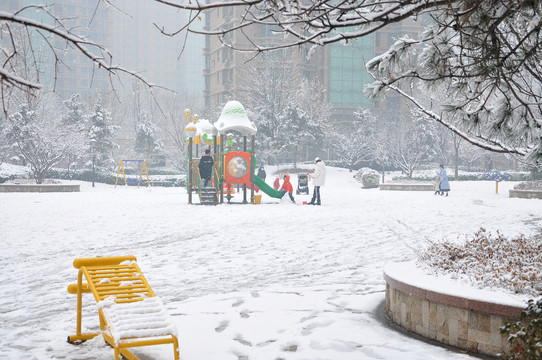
[0,184,80,192]
[379,183,434,191]
[384,263,525,357]
[384,273,524,319]
[509,189,542,199]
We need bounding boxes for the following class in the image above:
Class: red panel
[224,151,252,184]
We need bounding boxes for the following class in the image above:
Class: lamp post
[184,110,197,204]
[90,139,96,188]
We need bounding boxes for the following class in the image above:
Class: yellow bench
[67,256,180,360]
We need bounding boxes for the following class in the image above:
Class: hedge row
[46,169,186,187]
[392,172,538,182]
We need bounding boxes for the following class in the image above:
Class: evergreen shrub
[500,299,542,360]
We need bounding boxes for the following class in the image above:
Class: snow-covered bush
[500,298,542,360]
[514,181,542,191]
[354,167,380,188]
[417,228,542,297]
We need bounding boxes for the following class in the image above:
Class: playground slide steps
[199,187,218,205]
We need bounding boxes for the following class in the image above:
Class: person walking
[257,165,266,181]
[198,149,214,187]
[438,165,450,196]
[434,175,441,195]
[280,174,295,203]
[308,157,326,205]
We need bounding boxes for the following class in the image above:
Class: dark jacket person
[198,149,214,187]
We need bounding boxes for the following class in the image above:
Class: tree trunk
[454,145,459,179]
[35,171,46,184]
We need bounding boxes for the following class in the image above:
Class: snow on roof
[195,119,215,136]
[215,101,257,136]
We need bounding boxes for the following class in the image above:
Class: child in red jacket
[280,174,295,203]
[273,177,280,190]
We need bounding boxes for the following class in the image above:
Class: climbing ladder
[199,187,218,206]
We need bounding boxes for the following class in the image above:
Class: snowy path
[0,167,540,359]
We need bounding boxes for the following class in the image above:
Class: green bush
[46,168,186,187]
[392,172,533,182]
[47,169,118,185]
[147,168,182,176]
[500,299,542,359]
[392,174,485,182]
[0,174,21,184]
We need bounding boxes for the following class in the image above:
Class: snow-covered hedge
[392,172,539,182]
[0,163,32,184]
[514,181,542,191]
[354,167,380,188]
[417,228,542,297]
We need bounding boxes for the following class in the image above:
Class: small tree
[87,98,119,171]
[330,119,374,172]
[354,109,393,181]
[7,92,84,183]
[501,299,542,360]
[360,109,437,179]
[134,111,163,161]
[388,114,437,178]
[62,93,87,176]
[237,58,330,163]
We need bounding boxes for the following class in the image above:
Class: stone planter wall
[379,183,434,191]
[0,184,80,193]
[384,268,524,357]
[509,189,542,199]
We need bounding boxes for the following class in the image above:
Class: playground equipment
[184,101,282,205]
[483,170,511,194]
[115,159,151,187]
[67,255,180,360]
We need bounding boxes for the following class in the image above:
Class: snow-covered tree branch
[154,0,542,164]
[0,5,160,110]
[6,91,85,183]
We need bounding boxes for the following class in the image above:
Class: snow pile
[195,118,215,145]
[418,228,542,297]
[354,167,380,188]
[100,297,178,344]
[0,163,31,180]
[215,100,257,136]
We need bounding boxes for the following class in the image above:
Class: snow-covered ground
[1,166,540,360]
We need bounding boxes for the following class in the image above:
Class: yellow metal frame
[67,256,179,360]
[115,160,151,188]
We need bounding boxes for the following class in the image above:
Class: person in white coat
[308,157,326,205]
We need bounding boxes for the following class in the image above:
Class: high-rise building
[325,36,375,122]
[3,0,111,98]
[204,9,422,123]
[109,0,205,103]
[203,6,324,110]
[53,1,112,100]
[5,1,205,103]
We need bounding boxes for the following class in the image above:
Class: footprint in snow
[215,320,229,333]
